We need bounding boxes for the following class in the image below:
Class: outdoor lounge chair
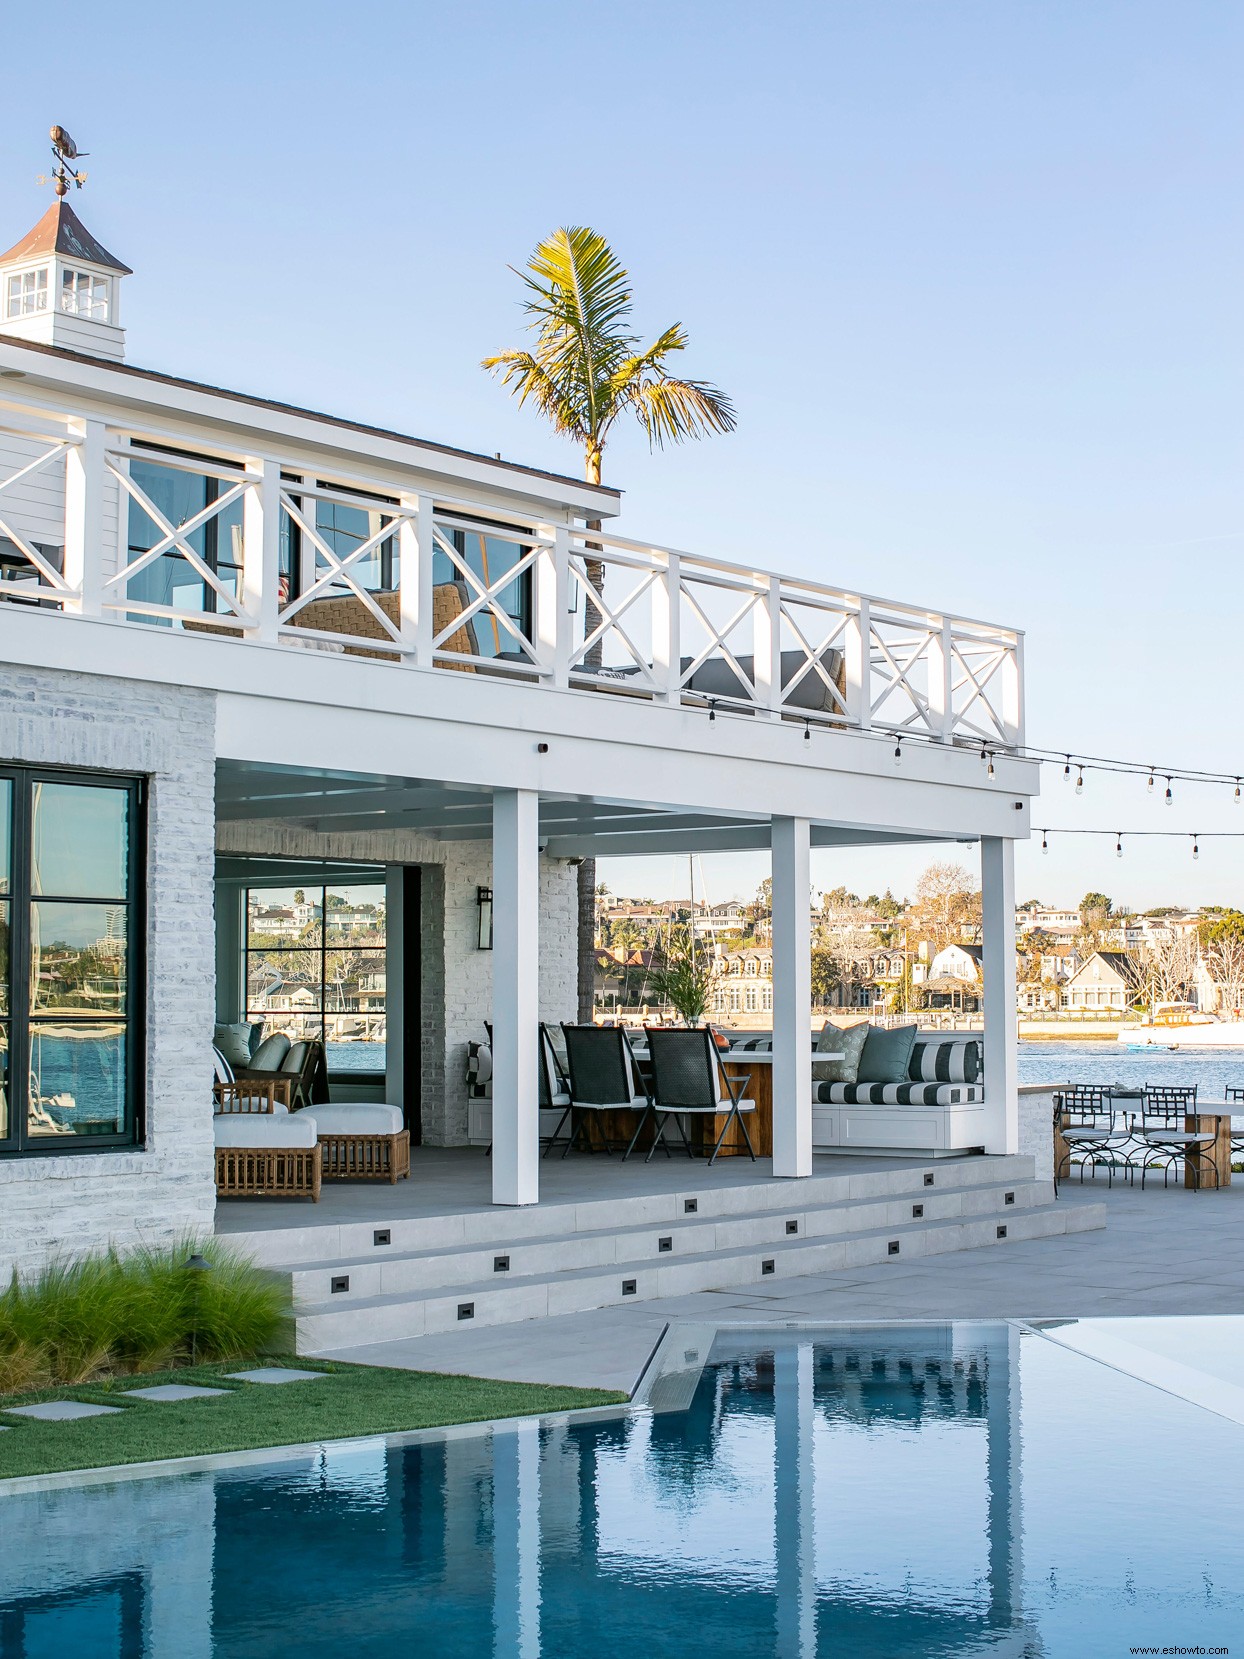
[212,1051,321,1200]
[560,1025,651,1158]
[640,1027,757,1165]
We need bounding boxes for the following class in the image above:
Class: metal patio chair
[560,1025,652,1158]
[1132,1084,1217,1191]
[639,1026,758,1166]
[1053,1085,1130,1189]
[1225,1084,1244,1168]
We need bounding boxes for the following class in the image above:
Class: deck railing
[0,402,1023,747]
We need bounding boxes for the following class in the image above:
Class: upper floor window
[6,269,48,318]
[60,268,109,321]
[0,768,144,1155]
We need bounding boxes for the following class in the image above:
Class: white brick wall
[216,821,579,1145]
[0,665,218,1277]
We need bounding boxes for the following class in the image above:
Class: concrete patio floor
[314,1179,1244,1392]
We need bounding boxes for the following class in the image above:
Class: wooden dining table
[1183,1104,1235,1189]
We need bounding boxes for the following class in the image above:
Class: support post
[774,1342,816,1659]
[403,492,435,666]
[844,599,870,730]
[242,458,280,642]
[492,789,540,1205]
[63,417,105,616]
[651,551,681,704]
[771,816,812,1177]
[535,524,570,688]
[753,574,783,718]
[981,836,1018,1155]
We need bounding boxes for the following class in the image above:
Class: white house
[1061,951,1143,1013]
[0,186,1037,1283]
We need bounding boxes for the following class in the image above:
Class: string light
[1236,778,1241,804]
[708,699,716,723]
[986,752,995,779]
[803,718,811,743]
[1165,778,1173,806]
[1075,767,1084,795]
[1063,757,1071,782]
[893,737,903,765]
[1147,770,1155,794]
[1041,832,1048,853]
[1116,834,1123,858]
[980,742,989,768]
[1193,835,1200,861]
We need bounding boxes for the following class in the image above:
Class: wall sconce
[476,886,493,950]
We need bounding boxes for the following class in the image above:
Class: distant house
[1061,951,1144,1013]
[711,946,774,1017]
[924,943,984,1012]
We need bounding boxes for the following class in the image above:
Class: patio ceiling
[216,761,972,857]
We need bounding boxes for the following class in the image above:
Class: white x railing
[0,401,1024,747]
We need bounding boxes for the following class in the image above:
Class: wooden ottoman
[307,1104,411,1183]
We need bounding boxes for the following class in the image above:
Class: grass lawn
[0,1358,627,1480]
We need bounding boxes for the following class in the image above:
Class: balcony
[0,369,1024,751]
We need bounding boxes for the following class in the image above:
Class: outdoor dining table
[1054,1089,1235,1191]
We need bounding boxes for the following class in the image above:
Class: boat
[1117,1005,1244,1048]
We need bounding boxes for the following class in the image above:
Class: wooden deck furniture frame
[213,1077,293,1113]
[214,1144,322,1202]
[317,1127,411,1183]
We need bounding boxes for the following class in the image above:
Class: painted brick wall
[216,821,579,1145]
[0,665,218,1277]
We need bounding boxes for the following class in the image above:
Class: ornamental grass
[0,1237,291,1392]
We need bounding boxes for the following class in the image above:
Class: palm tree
[484,226,735,1019]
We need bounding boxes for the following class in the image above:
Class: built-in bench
[812,1030,986,1156]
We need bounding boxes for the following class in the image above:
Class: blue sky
[3,1,1240,909]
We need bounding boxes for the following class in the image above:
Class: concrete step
[234,1153,1040,1270]
[282,1176,1052,1306]
[295,1194,1104,1351]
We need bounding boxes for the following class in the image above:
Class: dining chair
[1134,1084,1217,1190]
[639,1026,758,1166]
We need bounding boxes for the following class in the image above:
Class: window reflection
[30,902,126,1015]
[27,1024,126,1138]
[126,454,244,622]
[32,783,127,899]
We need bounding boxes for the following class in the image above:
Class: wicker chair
[213,1065,321,1201]
[640,1027,757,1165]
[287,582,479,665]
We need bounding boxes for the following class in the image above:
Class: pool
[3,1319,1243,1655]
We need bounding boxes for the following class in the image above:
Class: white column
[63,416,105,616]
[492,788,540,1205]
[774,1342,816,1659]
[242,457,280,642]
[534,523,570,688]
[771,816,812,1177]
[981,836,1019,1155]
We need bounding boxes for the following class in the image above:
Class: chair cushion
[282,1040,312,1073]
[212,1046,235,1086]
[213,1023,258,1069]
[214,1112,319,1149]
[813,1022,868,1083]
[816,1081,983,1106]
[250,1033,292,1070]
[908,1038,981,1085]
[856,1023,918,1084]
[309,1103,405,1135]
[467,1041,493,1088]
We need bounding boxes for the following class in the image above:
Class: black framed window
[244,883,386,1078]
[125,443,244,620]
[0,768,144,1154]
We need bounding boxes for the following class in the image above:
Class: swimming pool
[2,1319,1242,1656]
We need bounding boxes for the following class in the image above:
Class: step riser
[287,1181,1050,1305]
[237,1156,1039,1269]
[296,1200,1100,1351]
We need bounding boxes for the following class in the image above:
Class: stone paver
[123,1384,231,1402]
[225,1367,329,1385]
[7,1401,124,1421]
[315,1182,1244,1392]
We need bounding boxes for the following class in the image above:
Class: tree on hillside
[814,900,878,1005]
[1201,912,1244,1016]
[1144,932,1199,1009]
[1080,892,1112,917]
[910,862,981,953]
[484,226,735,1021]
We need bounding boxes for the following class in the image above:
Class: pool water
[3,1320,1243,1656]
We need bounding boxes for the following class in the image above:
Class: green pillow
[812,1021,869,1083]
[857,1023,918,1084]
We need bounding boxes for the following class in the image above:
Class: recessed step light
[924,1172,935,1187]
[996,1225,1008,1239]
[622,1279,637,1296]
[458,1302,475,1320]
[785,1219,798,1235]
[912,1203,924,1219]
[658,1237,672,1253]
[373,1229,391,1247]
[888,1241,901,1256]
[493,1255,510,1273]
[330,1275,350,1295]
[1004,1191,1016,1205]
[684,1199,698,1214]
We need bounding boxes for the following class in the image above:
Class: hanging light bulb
[980,741,989,768]
[893,737,903,765]
[986,752,995,778]
[1235,778,1240,804]
[708,699,716,723]
[1193,835,1200,861]
[1147,769,1155,794]
[1063,757,1072,782]
[1165,777,1173,806]
[1041,832,1048,854]
[804,718,811,743]
[1116,835,1123,859]
[1075,768,1085,795]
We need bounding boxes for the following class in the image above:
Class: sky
[2,1,1240,910]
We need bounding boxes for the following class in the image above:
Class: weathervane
[36,126,89,197]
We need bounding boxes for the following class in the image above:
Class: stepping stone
[7,1401,124,1421]
[225,1367,329,1385]
[123,1384,230,1402]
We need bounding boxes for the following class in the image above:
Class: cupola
[0,128,131,362]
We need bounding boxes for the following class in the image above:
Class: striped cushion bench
[908,1038,981,1084]
[817,1081,983,1106]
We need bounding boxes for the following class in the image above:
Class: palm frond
[480,349,587,443]
[625,371,738,450]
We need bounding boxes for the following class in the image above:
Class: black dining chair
[639,1026,758,1166]
[560,1025,651,1158]
[1134,1084,1217,1190]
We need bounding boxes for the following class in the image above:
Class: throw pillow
[812,1021,869,1083]
[249,1033,292,1071]
[857,1023,918,1084]
[212,1023,254,1070]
